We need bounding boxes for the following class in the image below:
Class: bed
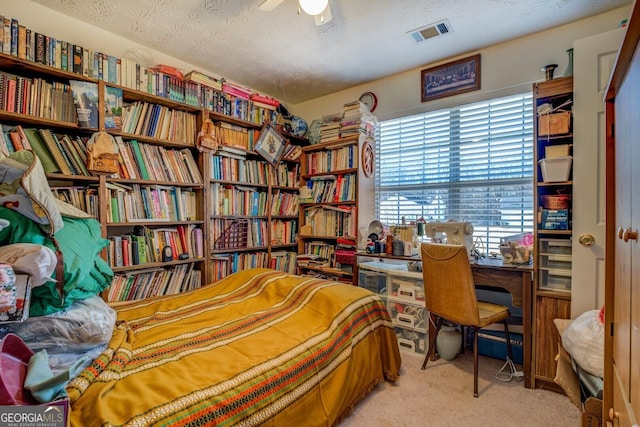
[66,268,402,426]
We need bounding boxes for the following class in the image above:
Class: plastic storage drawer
[357,269,387,296]
[395,326,427,355]
[387,270,425,302]
[387,299,428,331]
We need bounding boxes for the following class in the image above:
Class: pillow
[0,243,57,287]
[561,309,604,378]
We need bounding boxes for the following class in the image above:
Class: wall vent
[408,19,453,43]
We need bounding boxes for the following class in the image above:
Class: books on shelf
[69,80,99,128]
[104,86,123,130]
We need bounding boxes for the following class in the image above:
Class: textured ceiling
[30,0,631,104]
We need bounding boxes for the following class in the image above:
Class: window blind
[376,93,534,253]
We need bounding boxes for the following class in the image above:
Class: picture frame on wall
[421,54,481,102]
[254,123,287,166]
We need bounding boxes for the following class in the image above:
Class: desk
[355,252,534,388]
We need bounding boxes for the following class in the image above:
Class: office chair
[420,242,513,397]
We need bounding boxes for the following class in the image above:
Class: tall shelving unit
[206,111,306,281]
[0,52,208,301]
[0,48,306,299]
[532,76,573,390]
[297,134,374,284]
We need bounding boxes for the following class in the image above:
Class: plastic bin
[539,156,572,182]
[395,327,427,355]
[466,328,523,365]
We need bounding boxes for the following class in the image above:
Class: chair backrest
[420,242,480,326]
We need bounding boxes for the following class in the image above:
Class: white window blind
[376,93,534,253]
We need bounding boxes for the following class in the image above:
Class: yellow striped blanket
[66,269,402,426]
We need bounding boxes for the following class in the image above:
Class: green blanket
[0,207,113,316]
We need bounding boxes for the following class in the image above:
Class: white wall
[292,6,631,123]
[4,1,632,122]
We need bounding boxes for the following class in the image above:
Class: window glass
[376,93,534,253]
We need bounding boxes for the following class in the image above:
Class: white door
[572,27,625,318]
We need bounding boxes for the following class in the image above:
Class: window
[376,93,533,253]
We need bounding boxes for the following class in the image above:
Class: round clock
[359,91,378,112]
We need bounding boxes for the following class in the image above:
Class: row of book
[107,224,204,268]
[270,190,300,217]
[51,186,99,218]
[106,183,198,223]
[305,145,357,175]
[0,71,77,122]
[211,183,269,217]
[210,152,299,187]
[300,173,357,204]
[106,265,202,302]
[270,219,298,246]
[210,252,269,282]
[121,100,197,145]
[114,136,202,183]
[0,124,92,176]
[0,15,283,126]
[302,205,357,238]
[213,122,256,149]
[269,251,297,275]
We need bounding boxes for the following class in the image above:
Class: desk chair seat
[420,242,513,397]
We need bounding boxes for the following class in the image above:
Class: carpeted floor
[339,351,581,426]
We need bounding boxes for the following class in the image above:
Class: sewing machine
[424,221,475,255]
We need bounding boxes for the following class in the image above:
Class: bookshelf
[0,13,307,299]
[297,133,375,284]
[206,111,305,281]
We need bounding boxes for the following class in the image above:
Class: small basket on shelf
[540,194,571,210]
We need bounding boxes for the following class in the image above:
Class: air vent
[408,19,453,43]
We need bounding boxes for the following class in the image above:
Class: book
[57,133,89,176]
[129,139,150,180]
[104,86,123,130]
[69,80,99,128]
[22,128,60,174]
[37,128,73,175]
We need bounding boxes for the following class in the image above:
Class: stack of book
[340,100,377,139]
[318,113,343,144]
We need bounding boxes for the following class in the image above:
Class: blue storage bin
[466,328,523,365]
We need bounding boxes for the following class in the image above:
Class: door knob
[608,407,619,420]
[579,234,595,247]
[622,228,638,243]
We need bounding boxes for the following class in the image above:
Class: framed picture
[421,54,481,102]
[254,123,287,165]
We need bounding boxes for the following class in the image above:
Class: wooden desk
[355,252,534,388]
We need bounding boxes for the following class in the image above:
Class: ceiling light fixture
[298,0,328,16]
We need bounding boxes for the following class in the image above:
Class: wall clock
[359,91,378,112]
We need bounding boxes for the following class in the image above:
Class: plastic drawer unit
[538,238,572,292]
[387,269,428,356]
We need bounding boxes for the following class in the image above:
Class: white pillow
[0,244,57,287]
[561,309,604,378]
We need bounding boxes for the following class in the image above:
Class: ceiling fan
[259,0,333,26]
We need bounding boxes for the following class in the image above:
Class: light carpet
[339,351,581,426]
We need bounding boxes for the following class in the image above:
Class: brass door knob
[608,407,619,420]
[617,227,624,239]
[622,228,638,243]
[579,234,595,247]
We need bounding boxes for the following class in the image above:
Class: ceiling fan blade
[258,0,284,12]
